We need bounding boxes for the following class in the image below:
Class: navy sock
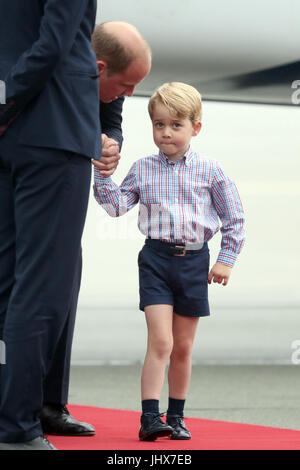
[167,397,185,417]
[141,399,159,415]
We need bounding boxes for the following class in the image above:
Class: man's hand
[92,134,120,177]
[208,262,232,286]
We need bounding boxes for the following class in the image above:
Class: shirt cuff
[216,250,238,268]
[94,167,112,185]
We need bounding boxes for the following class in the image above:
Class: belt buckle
[174,245,186,257]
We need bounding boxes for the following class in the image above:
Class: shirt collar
[158,145,195,167]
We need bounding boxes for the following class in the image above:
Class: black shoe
[166,414,191,440]
[139,412,173,441]
[0,436,57,450]
[40,404,95,436]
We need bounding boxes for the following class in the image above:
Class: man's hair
[92,22,149,76]
[148,82,202,124]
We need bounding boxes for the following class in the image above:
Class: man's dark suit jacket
[0,0,123,158]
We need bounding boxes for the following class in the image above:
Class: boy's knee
[151,337,173,360]
[171,339,193,361]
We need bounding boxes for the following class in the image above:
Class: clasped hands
[92,133,120,177]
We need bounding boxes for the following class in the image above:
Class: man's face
[98,58,151,103]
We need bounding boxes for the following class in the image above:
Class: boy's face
[151,103,201,162]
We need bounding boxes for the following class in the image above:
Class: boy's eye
[173,122,181,128]
[155,122,164,128]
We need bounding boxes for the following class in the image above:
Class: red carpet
[49,404,300,450]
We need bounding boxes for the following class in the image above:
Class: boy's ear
[97,60,108,75]
[192,121,202,136]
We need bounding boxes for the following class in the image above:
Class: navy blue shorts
[138,240,210,317]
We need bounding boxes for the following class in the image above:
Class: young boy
[93,82,245,441]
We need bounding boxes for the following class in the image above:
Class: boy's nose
[162,127,171,137]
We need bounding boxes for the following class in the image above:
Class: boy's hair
[148,82,202,124]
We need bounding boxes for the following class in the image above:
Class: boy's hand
[92,134,121,177]
[208,262,232,286]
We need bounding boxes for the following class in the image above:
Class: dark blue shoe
[139,412,173,441]
[166,414,191,440]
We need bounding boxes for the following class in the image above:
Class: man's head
[92,21,152,103]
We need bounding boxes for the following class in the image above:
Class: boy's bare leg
[141,304,174,400]
[168,313,199,399]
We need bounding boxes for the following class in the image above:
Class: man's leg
[0,166,15,340]
[40,249,95,437]
[0,140,91,443]
[43,250,82,405]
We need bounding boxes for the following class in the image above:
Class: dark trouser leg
[0,167,15,341]
[0,137,91,443]
[43,250,82,405]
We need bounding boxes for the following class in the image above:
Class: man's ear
[192,121,202,136]
[97,60,107,75]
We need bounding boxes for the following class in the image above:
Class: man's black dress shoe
[40,404,95,436]
[139,412,173,441]
[166,415,191,440]
[0,436,57,450]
